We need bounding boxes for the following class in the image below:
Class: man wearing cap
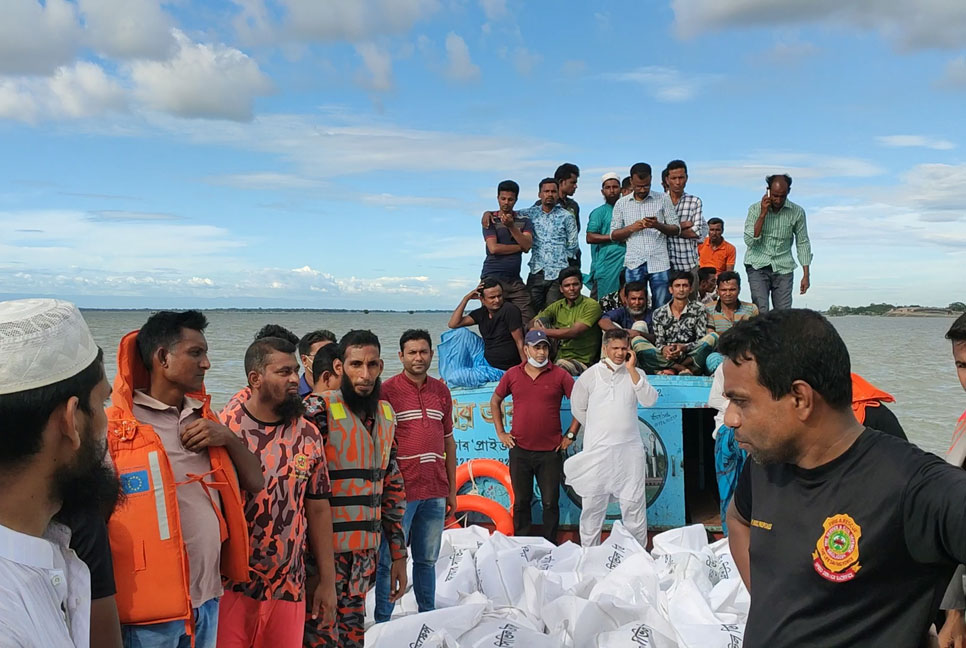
[0,299,121,648]
[489,330,579,543]
[585,172,626,309]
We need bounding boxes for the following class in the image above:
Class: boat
[448,374,719,538]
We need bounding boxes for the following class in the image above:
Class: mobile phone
[767,188,771,198]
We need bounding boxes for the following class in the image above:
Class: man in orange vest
[303,329,408,648]
[106,310,264,648]
[217,335,337,648]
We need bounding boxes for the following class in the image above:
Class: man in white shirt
[0,298,121,648]
[563,328,658,547]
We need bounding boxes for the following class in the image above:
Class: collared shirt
[494,362,574,451]
[667,192,707,270]
[652,300,711,352]
[585,203,626,298]
[743,198,813,274]
[481,211,535,281]
[381,372,454,502]
[601,305,652,329]
[536,295,603,365]
[533,196,580,231]
[571,362,658,449]
[698,237,737,273]
[707,299,759,333]
[700,290,718,306]
[610,191,678,272]
[132,390,223,607]
[521,204,578,280]
[0,521,91,648]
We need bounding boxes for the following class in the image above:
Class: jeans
[374,497,446,623]
[624,262,671,309]
[508,446,562,542]
[526,271,562,314]
[745,264,793,313]
[122,597,219,648]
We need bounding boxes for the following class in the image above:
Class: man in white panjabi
[564,327,658,547]
[0,299,118,648]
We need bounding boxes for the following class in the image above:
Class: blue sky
[1,0,964,310]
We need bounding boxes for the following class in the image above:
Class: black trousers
[508,446,561,543]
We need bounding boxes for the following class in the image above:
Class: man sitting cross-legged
[531,266,603,376]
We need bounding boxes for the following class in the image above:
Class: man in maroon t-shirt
[491,330,580,542]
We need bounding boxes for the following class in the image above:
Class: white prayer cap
[0,299,99,395]
[601,172,620,183]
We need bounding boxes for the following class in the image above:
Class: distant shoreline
[80,307,451,314]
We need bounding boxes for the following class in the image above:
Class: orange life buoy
[453,494,514,536]
[455,459,514,509]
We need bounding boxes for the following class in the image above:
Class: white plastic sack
[594,619,679,648]
[577,521,646,583]
[476,533,555,608]
[651,524,710,556]
[441,525,492,552]
[365,593,488,647]
[588,551,663,611]
[673,622,745,648]
[459,618,557,648]
[435,545,479,608]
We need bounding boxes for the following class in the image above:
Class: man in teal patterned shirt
[743,174,812,313]
[522,178,579,313]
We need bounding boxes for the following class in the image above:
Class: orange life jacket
[851,372,895,425]
[106,330,250,628]
[322,390,396,552]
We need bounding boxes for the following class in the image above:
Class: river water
[82,311,963,457]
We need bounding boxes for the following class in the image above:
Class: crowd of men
[449,161,812,378]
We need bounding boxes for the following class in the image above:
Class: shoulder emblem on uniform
[812,513,862,583]
[330,402,348,420]
[382,402,394,421]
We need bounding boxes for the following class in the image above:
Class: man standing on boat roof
[585,172,626,309]
[698,217,736,273]
[723,309,966,648]
[743,174,812,313]
[520,178,579,313]
[609,162,681,310]
[490,330,579,543]
[565,328,658,547]
[937,312,966,648]
[479,180,536,325]
[665,160,707,300]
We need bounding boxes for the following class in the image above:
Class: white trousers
[578,492,648,547]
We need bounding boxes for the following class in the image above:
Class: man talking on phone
[564,328,658,547]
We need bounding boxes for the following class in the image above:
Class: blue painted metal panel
[449,375,711,530]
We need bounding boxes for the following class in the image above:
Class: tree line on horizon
[826,302,966,316]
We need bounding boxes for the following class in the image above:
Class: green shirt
[743,198,813,274]
[585,203,626,297]
[536,295,603,364]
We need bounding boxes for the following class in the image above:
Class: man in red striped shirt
[373,329,456,622]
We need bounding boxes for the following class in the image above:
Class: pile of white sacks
[364,521,748,647]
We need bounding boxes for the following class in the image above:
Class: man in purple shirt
[481,180,536,325]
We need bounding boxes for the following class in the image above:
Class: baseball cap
[525,330,550,346]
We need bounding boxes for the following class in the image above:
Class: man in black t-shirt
[720,308,966,648]
[447,278,525,371]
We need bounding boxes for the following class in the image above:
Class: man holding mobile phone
[743,174,812,313]
[564,328,658,547]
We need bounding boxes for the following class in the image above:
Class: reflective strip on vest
[147,451,171,541]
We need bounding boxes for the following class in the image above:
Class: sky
[1,0,964,311]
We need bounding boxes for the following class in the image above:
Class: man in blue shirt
[598,281,654,344]
[297,329,336,397]
[521,178,579,313]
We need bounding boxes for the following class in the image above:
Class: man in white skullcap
[564,327,658,547]
[585,171,626,310]
[0,298,118,648]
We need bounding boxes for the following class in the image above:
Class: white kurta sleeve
[571,367,593,424]
[632,369,658,407]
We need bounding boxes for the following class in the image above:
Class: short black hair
[298,329,336,357]
[497,180,519,196]
[311,344,342,381]
[707,217,724,227]
[630,162,652,179]
[716,270,741,288]
[254,324,299,345]
[399,329,433,352]
[480,277,503,293]
[698,267,718,282]
[621,176,631,191]
[0,349,104,467]
[766,173,793,189]
[666,159,687,175]
[660,168,669,186]
[339,329,381,357]
[624,281,647,296]
[670,270,694,287]
[558,266,583,284]
[602,328,630,345]
[137,310,208,372]
[244,336,296,377]
[554,163,579,182]
[538,177,558,192]
[718,309,852,410]
[947,312,966,343]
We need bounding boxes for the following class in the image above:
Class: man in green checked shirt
[743,174,813,312]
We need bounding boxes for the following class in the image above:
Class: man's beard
[273,392,306,424]
[342,373,381,419]
[56,418,123,520]
[628,307,646,316]
[606,196,619,206]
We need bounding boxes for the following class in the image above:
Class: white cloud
[513,47,542,76]
[761,38,821,63]
[695,152,885,188]
[894,163,966,214]
[876,135,956,150]
[479,0,507,21]
[78,0,176,60]
[671,0,966,50]
[205,172,328,190]
[0,61,125,123]
[603,66,722,102]
[130,30,273,121]
[940,55,966,88]
[354,43,394,91]
[443,33,480,82]
[0,0,80,75]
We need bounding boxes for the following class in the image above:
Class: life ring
[452,494,514,536]
[455,459,514,509]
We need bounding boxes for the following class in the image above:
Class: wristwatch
[565,431,577,441]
